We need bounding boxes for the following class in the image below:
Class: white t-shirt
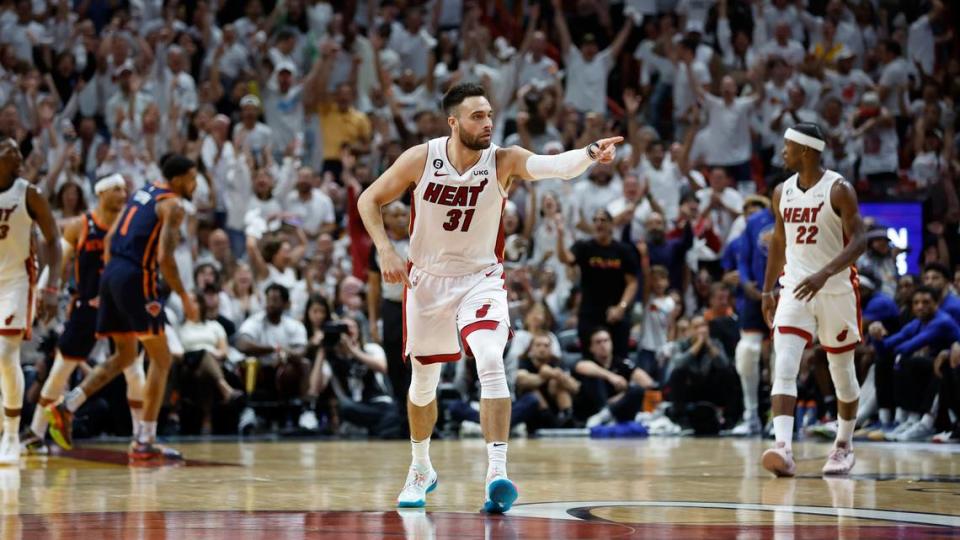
[825,68,875,112]
[563,47,614,114]
[857,123,899,175]
[571,177,623,240]
[909,151,944,189]
[700,94,758,165]
[673,61,710,120]
[639,157,684,222]
[696,187,743,242]
[283,189,336,237]
[878,58,910,115]
[518,53,559,88]
[608,196,654,243]
[677,0,715,26]
[761,40,805,66]
[262,83,304,158]
[178,320,227,354]
[641,294,675,352]
[238,312,308,364]
[908,15,935,76]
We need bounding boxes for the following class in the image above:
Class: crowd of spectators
[10,0,960,443]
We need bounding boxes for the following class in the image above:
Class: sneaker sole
[396,477,438,508]
[44,408,73,450]
[761,451,796,477]
[482,478,518,514]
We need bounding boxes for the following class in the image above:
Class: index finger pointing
[598,136,624,149]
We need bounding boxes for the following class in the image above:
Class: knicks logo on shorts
[836,328,849,342]
[145,301,163,318]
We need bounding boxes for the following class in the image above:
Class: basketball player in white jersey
[761,123,866,476]
[0,138,62,464]
[358,83,622,512]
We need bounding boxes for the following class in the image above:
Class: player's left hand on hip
[793,271,828,302]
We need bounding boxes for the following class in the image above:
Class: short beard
[459,130,490,151]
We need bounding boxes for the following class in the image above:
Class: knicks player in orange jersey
[0,137,61,465]
[761,123,867,477]
[358,82,622,513]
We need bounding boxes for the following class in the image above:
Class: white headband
[95,174,125,194]
[784,128,825,152]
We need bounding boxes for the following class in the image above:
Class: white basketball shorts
[404,263,510,365]
[0,277,34,337]
[773,285,862,353]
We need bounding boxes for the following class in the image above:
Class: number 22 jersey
[778,169,856,295]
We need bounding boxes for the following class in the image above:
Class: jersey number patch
[442,208,476,232]
[794,225,819,244]
[0,224,7,240]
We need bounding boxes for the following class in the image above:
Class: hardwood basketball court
[3,438,959,538]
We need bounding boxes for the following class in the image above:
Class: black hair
[791,122,826,143]
[265,283,290,303]
[193,262,221,288]
[589,326,611,342]
[441,82,486,116]
[913,285,941,303]
[679,37,698,52]
[648,139,665,151]
[303,293,333,337]
[923,262,950,280]
[882,39,901,57]
[160,154,196,180]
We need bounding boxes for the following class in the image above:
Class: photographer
[316,316,402,438]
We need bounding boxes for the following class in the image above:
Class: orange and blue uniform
[58,211,110,360]
[96,182,177,337]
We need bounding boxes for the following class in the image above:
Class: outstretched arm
[793,180,866,301]
[551,0,573,55]
[608,18,634,59]
[357,144,428,287]
[497,136,624,188]
[26,185,62,321]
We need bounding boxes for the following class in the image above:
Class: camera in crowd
[322,321,350,349]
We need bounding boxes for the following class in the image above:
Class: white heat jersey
[779,170,855,295]
[409,137,506,276]
[0,178,34,283]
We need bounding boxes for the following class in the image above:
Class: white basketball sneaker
[822,442,856,475]
[397,466,438,508]
[761,442,796,477]
[482,473,518,514]
[0,434,20,466]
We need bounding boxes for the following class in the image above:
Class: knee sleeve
[465,324,511,400]
[123,352,146,402]
[408,359,442,407]
[771,332,805,397]
[40,351,77,401]
[827,350,860,403]
[0,335,24,410]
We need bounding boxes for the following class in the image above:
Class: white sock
[30,404,49,437]
[878,408,892,425]
[411,438,432,471]
[138,420,157,444]
[773,415,794,450]
[836,417,855,445]
[2,416,19,437]
[64,388,87,413]
[920,414,936,429]
[486,441,508,478]
[895,407,906,424]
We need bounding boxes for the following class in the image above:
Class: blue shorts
[58,301,99,360]
[96,258,165,338]
[739,298,768,333]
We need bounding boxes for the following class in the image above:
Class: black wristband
[586,142,600,160]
